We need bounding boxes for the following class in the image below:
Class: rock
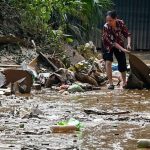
[137,139,150,148]
[19,124,24,128]
[30,107,44,115]
[92,87,101,90]
[62,91,69,95]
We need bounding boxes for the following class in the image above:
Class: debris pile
[1,47,150,95]
[0,48,107,95]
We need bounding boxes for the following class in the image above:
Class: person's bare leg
[121,71,126,86]
[105,61,113,85]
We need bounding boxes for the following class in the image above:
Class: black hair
[106,10,117,19]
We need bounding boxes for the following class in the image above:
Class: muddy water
[0,52,150,150]
[76,90,150,150]
[0,89,149,150]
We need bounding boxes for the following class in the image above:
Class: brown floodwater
[0,52,150,150]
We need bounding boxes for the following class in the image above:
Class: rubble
[1,44,150,96]
[0,47,108,96]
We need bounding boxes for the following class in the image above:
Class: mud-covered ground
[0,52,150,150]
[0,88,150,150]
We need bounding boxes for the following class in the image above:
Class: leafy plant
[7,0,112,52]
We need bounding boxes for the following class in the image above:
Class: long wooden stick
[84,109,130,115]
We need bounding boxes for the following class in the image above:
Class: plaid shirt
[102,19,131,51]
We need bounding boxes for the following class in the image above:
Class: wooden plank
[0,64,20,68]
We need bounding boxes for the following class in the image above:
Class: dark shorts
[102,47,127,72]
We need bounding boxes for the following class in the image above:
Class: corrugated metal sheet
[113,0,150,50]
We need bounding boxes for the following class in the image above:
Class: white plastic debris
[0,72,6,87]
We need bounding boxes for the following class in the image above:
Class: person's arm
[127,36,131,50]
[120,20,132,50]
[114,42,130,53]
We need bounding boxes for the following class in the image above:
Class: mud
[0,52,150,150]
[0,88,149,150]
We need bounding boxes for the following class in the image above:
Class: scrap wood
[126,73,144,89]
[0,64,20,68]
[29,52,58,71]
[51,125,78,133]
[28,57,38,69]
[84,109,130,115]
[38,52,58,71]
[48,56,65,68]
[129,53,150,87]
[2,69,33,93]
[45,73,65,88]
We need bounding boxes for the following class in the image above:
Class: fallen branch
[84,109,130,115]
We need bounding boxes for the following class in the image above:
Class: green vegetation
[3,0,112,54]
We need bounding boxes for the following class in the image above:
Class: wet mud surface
[0,88,150,150]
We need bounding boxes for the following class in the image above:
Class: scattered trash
[112,63,118,71]
[51,118,83,133]
[137,139,150,148]
[51,125,78,133]
[0,72,6,87]
[68,84,84,93]
[1,45,149,97]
